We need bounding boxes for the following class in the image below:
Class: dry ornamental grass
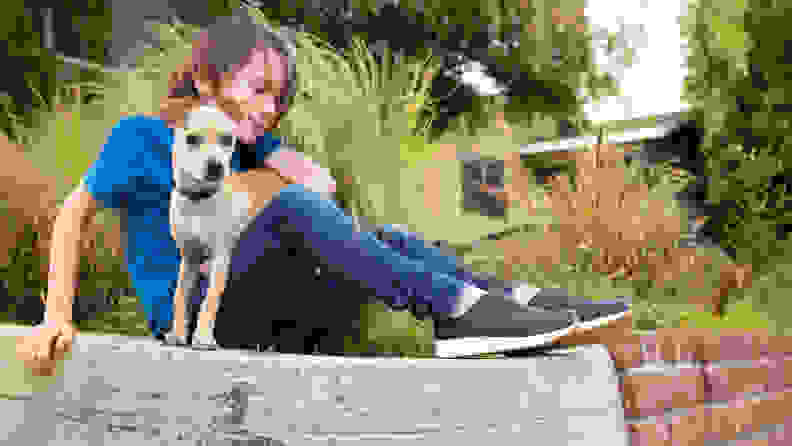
[498,143,753,317]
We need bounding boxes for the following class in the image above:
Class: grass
[0,5,787,376]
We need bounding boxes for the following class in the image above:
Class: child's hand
[16,319,77,377]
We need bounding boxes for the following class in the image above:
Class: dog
[164,103,259,349]
[163,103,339,349]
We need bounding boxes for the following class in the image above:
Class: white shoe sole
[433,325,576,358]
[433,309,631,358]
[576,309,631,331]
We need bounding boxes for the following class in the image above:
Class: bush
[674,0,792,331]
[0,219,46,323]
[680,0,792,274]
[1,77,133,324]
[0,2,60,142]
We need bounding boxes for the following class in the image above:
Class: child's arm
[45,179,100,324]
[15,179,99,377]
[264,146,336,197]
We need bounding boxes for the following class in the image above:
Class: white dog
[163,103,338,349]
[164,103,257,349]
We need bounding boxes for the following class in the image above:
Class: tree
[248,0,618,139]
[680,0,792,292]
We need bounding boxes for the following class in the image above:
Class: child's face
[195,49,286,135]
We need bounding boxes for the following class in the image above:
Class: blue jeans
[190,183,491,346]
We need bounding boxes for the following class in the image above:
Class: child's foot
[433,287,578,358]
[513,288,632,330]
[472,277,631,328]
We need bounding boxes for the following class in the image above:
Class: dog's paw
[162,331,189,346]
[192,318,218,350]
[191,333,219,351]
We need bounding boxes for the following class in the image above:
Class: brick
[670,390,792,445]
[709,399,766,442]
[697,330,771,362]
[704,362,770,401]
[639,329,706,362]
[640,334,661,362]
[607,334,643,370]
[657,328,700,362]
[636,328,701,363]
[669,408,712,446]
[764,356,792,392]
[763,336,792,359]
[621,369,707,418]
[768,425,791,444]
[729,437,772,446]
[748,390,792,429]
[635,328,781,363]
[627,422,672,446]
[729,429,790,446]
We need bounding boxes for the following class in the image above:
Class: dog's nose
[205,160,224,182]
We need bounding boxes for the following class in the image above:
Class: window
[461,157,506,218]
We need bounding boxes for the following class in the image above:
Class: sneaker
[433,291,577,358]
[515,288,632,330]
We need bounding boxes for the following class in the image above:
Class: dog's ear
[161,96,201,130]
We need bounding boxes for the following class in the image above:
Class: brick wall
[560,316,792,445]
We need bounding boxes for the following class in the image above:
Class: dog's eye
[186,134,202,147]
[219,135,235,147]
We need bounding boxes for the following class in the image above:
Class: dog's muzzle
[178,187,219,201]
[205,160,224,182]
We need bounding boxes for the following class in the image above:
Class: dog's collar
[178,188,219,202]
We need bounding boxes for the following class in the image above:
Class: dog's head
[172,104,237,197]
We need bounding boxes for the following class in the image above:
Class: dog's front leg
[164,253,201,345]
[192,254,231,350]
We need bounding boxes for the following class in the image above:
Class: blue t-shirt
[83,115,282,337]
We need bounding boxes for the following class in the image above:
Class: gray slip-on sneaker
[433,291,577,358]
[516,288,632,330]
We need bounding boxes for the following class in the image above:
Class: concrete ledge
[1,325,628,445]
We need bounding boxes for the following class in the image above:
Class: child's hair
[159,9,298,139]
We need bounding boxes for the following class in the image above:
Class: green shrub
[676,0,792,331]
[0,2,60,142]
[1,77,133,319]
[681,0,792,274]
[0,219,46,319]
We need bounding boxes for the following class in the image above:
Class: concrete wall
[1,325,628,445]
[4,322,792,445]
